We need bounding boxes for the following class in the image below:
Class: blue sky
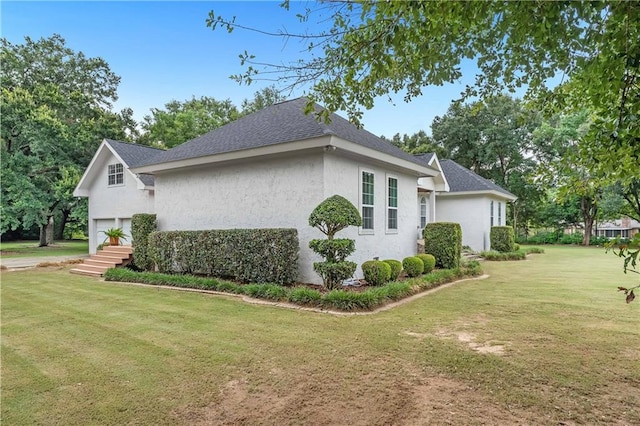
[2,1,480,138]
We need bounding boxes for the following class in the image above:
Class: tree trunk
[39,216,54,247]
[56,209,70,240]
[580,196,598,246]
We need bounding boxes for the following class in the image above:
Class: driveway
[1,254,89,269]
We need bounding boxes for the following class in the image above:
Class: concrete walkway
[1,254,89,269]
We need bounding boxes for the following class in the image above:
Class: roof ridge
[105,139,165,151]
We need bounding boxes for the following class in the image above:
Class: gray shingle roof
[136,98,431,168]
[414,152,435,165]
[439,159,516,198]
[105,139,164,186]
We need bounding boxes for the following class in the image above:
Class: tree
[208,1,639,181]
[431,96,542,234]
[533,111,603,245]
[240,86,286,115]
[139,96,239,148]
[1,35,132,244]
[382,130,448,157]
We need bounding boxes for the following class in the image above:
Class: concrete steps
[70,245,133,277]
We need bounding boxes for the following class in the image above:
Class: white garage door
[95,218,132,246]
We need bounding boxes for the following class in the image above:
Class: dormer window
[108,163,124,186]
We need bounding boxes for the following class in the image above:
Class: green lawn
[0,240,88,258]
[2,246,639,425]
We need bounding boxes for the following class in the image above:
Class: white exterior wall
[435,194,492,252]
[154,153,325,284]
[323,153,420,278]
[86,151,155,253]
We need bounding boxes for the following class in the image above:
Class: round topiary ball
[416,254,436,273]
[402,256,424,277]
[383,259,403,281]
[361,260,392,286]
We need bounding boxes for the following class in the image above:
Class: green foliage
[490,226,515,252]
[210,2,639,184]
[106,261,483,311]
[423,222,462,269]
[525,247,545,254]
[308,195,361,289]
[312,261,357,290]
[1,35,135,242]
[101,227,128,241]
[308,194,362,238]
[361,260,392,286]
[131,214,157,271]
[416,254,436,273]
[287,287,322,305]
[513,243,520,252]
[480,250,527,261]
[382,259,402,281]
[308,238,355,263]
[139,96,239,148]
[148,228,299,284]
[402,256,424,278]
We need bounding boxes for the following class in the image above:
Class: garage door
[95,218,132,246]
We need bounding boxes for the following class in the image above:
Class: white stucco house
[74,98,515,284]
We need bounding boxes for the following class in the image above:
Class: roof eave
[437,189,517,201]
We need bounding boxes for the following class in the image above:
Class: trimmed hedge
[402,256,424,277]
[104,261,483,312]
[383,259,403,281]
[480,250,526,261]
[131,213,157,271]
[147,228,299,284]
[361,260,392,286]
[490,226,515,252]
[416,253,436,273]
[423,222,462,269]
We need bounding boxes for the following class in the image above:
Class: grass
[0,240,88,258]
[2,246,639,425]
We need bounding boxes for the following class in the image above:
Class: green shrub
[288,287,322,305]
[361,260,392,286]
[243,284,288,300]
[308,195,362,289]
[131,213,157,271]
[513,243,520,251]
[416,254,436,273]
[147,228,299,284]
[525,247,545,254]
[402,256,424,277]
[423,222,462,269]
[480,250,526,261]
[382,259,402,281]
[490,226,515,252]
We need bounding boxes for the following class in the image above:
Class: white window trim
[108,163,124,187]
[490,200,494,227]
[420,196,428,229]
[498,202,502,225]
[386,174,398,234]
[359,168,375,235]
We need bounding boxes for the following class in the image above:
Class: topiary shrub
[131,213,157,271]
[383,259,402,281]
[402,256,424,277]
[423,222,462,269]
[361,260,392,286]
[308,195,362,290]
[513,243,520,251]
[490,226,515,252]
[416,253,436,273]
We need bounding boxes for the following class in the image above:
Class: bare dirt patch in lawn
[172,372,536,425]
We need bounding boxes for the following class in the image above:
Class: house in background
[75,98,515,283]
[595,217,640,239]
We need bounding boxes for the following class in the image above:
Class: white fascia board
[437,190,517,202]
[428,154,450,192]
[130,136,333,174]
[330,137,439,177]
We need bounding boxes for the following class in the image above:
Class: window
[387,176,398,231]
[108,163,123,186]
[361,171,374,230]
[490,201,494,227]
[420,197,428,228]
[498,202,502,225]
